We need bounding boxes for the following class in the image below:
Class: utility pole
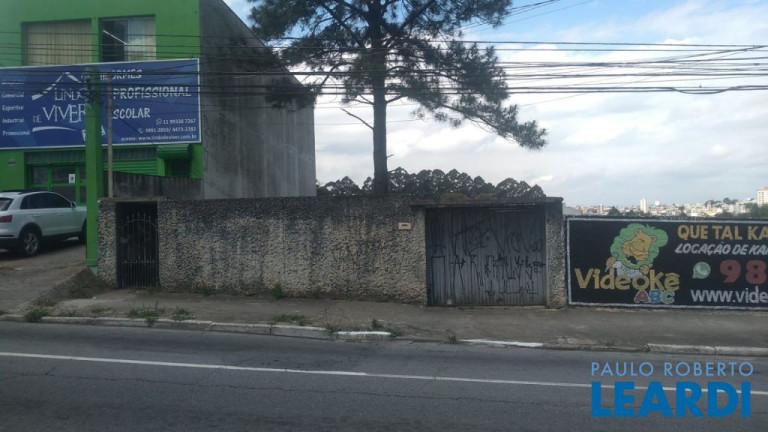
[107,74,113,198]
[84,67,104,273]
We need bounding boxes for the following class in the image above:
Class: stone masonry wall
[98,196,566,307]
[545,201,567,308]
[157,196,427,303]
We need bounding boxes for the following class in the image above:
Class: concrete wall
[199,0,316,199]
[100,196,427,303]
[545,201,567,308]
[108,172,203,200]
[98,196,567,307]
[98,200,118,286]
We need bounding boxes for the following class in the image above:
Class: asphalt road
[1,323,766,431]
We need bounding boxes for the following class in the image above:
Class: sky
[224,0,768,207]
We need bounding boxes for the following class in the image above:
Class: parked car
[0,191,87,256]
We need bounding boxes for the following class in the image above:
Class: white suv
[0,191,87,257]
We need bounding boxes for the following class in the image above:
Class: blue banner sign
[1,59,200,148]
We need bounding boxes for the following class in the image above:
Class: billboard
[567,218,768,309]
[0,59,200,148]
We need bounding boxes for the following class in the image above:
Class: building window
[24,20,91,66]
[165,160,190,178]
[101,17,156,62]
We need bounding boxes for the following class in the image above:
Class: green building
[0,0,316,202]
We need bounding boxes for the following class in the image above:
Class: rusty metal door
[426,207,546,306]
[116,202,159,289]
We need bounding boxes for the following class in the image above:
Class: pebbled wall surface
[99,196,566,307]
[157,196,426,303]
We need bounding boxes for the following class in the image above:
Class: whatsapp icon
[692,262,711,279]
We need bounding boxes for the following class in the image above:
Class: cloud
[232,0,768,206]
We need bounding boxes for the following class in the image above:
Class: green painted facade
[0,0,205,199]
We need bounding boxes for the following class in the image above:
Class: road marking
[1,351,766,395]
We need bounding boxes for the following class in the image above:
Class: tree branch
[318,2,366,48]
[341,108,374,130]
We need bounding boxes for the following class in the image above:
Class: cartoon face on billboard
[606,224,668,277]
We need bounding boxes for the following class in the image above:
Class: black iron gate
[116,202,159,289]
[426,207,546,306]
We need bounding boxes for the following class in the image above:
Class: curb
[648,343,768,357]
[40,316,95,325]
[2,314,767,356]
[0,314,388,341]
[461,338,768,357]
[335,331,392,341]
[271,325,328,339]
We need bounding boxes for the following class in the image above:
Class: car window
[45,193,72,208]
[21,195,37,210]
[33,193,68,209]
[0,198,11,211]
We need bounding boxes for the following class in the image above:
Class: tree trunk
[370,0,389,195]
[372,84,388,195]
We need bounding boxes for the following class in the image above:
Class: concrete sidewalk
[4,285,767,355]
[0,242,85,313]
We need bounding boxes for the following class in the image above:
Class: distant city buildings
[571,197,757,217]
[568,185,766,217]
[758,186,768,206]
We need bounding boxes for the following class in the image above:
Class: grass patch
[33,297,58,308]
[325,324,342,335]
[25,307,50,322]
[272,314,309,326]
[193,282,215,297]
[89,307,115,317]
[127,302,165,324]
[309,287,324,299]
[55,307,80,317]
[0,264,14,275]
[171,307,194,322]
[270,283,285,300]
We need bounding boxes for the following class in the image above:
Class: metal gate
[116,202,159,289]
[426,207,546,306]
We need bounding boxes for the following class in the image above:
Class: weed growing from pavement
[171,307,194,321]
[25,307,50,322]
[386,328,403,338]
[369,319,402,337]
[0,309,6,316]
[272,314,309,326]
[127,302,165,324]
[446,330,457,344]
[270,283,285,300]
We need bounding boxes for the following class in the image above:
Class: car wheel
[17,228,41,257]
[78,222,87,243]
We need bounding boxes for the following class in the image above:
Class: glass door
[28,165,86,204]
